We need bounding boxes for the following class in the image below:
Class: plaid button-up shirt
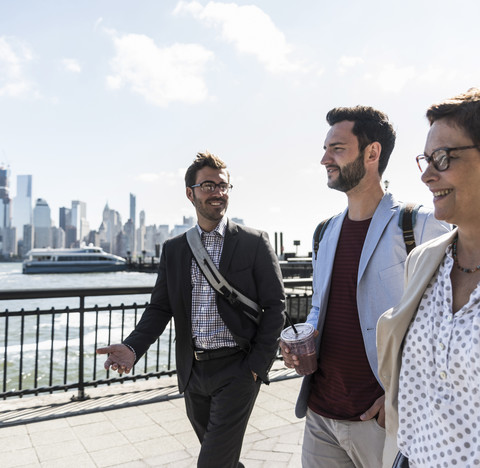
[191,218,237,350]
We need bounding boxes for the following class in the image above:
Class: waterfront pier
[0,362,304,467]
[0,281,311,466]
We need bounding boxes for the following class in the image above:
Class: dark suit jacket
[123,219,286,393]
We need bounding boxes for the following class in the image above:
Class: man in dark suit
[97,151,285,468]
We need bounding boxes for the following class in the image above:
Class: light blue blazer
[295,192,450,418]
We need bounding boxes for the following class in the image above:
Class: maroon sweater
[308,215,384,420]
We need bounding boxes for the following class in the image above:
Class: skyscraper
[59,207,76,248]
[71,200,89,245]
[0,165,12,229]
[99,203,122,254]
[13,175,32,240]
[129,193,136,226]
[33,198,52,248]
[128,193,136,255]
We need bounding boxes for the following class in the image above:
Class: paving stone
[67,411,110,426]
[244,449,292,462]
[142,448,191,466]
[249,413,290,431]
[114,460,149,468]
[88,445,143,468]
[0,433,32,452]
[39,453,96,468]
[71,420,118,438]
[121,423,169,443]
[0,424,28,437]
[29,426,76,446]
[3,447,39,467]
[81,431,130,452]
[134,435,184,457]
[26,418,70,433]
[173,428,200,448]
[35,438,87,462]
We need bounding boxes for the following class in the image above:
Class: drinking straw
[285,311,298,334]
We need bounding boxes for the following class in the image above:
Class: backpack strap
[313,204,421,259]
[313,216,334,260]
[398,203,422,255]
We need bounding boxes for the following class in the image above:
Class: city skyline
[0,165,205,258]
[2,1,480,253]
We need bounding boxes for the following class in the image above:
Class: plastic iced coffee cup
[280,323,317,376]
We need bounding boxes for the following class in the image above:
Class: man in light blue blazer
[280,106,449,468]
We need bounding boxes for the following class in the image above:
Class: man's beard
[328,150,366,193]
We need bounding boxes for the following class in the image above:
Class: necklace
[452,236,480,273]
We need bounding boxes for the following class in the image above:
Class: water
[0,263,163,395]
[0,262,156,291]
[0,262,157,308]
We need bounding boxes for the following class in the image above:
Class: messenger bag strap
[186,227,262,325]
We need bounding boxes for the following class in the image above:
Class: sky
[1,0,479,255]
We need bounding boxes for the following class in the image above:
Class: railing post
[72,295,89,401]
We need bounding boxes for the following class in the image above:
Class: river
[0,263,163,395]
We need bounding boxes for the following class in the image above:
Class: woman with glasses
[377,87,480,468]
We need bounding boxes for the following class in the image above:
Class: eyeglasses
[416,145,480,172]
[190,181,233,194]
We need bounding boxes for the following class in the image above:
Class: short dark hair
[185,151,229,188]
[426,87,480,145]
[326,106,396,176]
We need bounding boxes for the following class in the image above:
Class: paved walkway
[0,365,304,467]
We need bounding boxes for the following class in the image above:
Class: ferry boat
[22,246,127,274]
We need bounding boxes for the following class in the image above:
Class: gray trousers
[302,408,385,468]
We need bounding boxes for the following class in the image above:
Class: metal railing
[0,280,312,400]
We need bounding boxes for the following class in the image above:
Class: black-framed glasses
[190,180,233,194]
[416,145,480,172]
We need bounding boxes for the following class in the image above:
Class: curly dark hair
[326,106,396,176]
[184,151,229,188]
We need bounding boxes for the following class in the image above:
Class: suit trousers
[184,351,261,468]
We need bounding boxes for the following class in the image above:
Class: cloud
[106,30,214,107]
[62,58,81,73]
[135,170,185,185]
[365,64,416,93]
[337,56,364,75]
[174,1,305,74]
[0,36,37,98]
[136,173,160,183]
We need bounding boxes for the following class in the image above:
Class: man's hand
[96,344,135,375]
[279,340,300,369]
[279,328,319,370]
[360,394,385,428]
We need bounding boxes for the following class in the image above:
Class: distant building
[85,229,100,247]
[51,227,65,248]
[99,203,122,254]
[22,224,34,255]
[136,210,146,256]
[128,193,136,255]
[123,218,135,258]
[115,230,127,258]
[170,217,194,238]
[0,226,17,258]
[33,198,52,248]
[12,175,32,241]
[71,200,89,245]
[59,207,76,247]
[0,166,12,230]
